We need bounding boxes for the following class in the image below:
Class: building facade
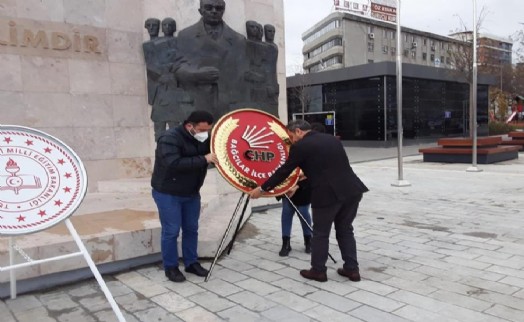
[287,62,493,143]
[302,12,467,74]
[449,31,513,67]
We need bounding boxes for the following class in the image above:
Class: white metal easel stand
[1,219,126,322]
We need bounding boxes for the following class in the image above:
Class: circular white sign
[0,126,87,235]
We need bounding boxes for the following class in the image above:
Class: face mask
[193,131,209,143]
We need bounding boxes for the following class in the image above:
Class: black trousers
[310,193,362,272]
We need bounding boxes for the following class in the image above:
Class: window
[306,37,343,59]
[383,29,387,38]
[383,45,388,54]
[344,1,350,8]
[368,25,374,33]
[446,57,451,64]
[430,54,435,61]
[309,56,342,73]
[304,20,341,44]
[440,56,444,63]
[403,49,409,57]
[430,40,435,47]
[423,39,427,46]
[390,31,395,39]
[391,47,396,55]
[368,59,374,63]
[368,42,374,52]
[363,5,368,11]
[353,3,359,9]
[411,51,416,58]
[404,34,408,42]
[411,36,416,43]
[422,53,427,60]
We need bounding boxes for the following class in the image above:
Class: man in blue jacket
[151,110,217,282]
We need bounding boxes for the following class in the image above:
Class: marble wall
[0,0,286,190]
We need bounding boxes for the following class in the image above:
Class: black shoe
[165,267,186,283]
[337,268,361,282]
[300,268,327,282]
[279,236,292,256]
[185,262,209,277]
[304,235,311,254]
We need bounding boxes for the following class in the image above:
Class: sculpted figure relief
[264,24,279,114]
[244,20,275,114]
[143,18,161,107]
[143,0,280,134]
[143,17,194,141]
[174,0,246,118]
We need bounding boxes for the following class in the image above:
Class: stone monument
[143,17,194,141]
[142,0,281,130]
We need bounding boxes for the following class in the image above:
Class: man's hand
[205,153,218,164]
[248,187,264,199]
[285,185,298,198]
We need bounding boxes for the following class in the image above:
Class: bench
[419,136,520,164]
[500,132,524,151]
[509,131,524,139]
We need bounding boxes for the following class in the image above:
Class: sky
[283,0,524,75]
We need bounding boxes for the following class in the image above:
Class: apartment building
[302,11,467,73]
[449,31,513,67]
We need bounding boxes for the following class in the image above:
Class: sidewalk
[2,149,524,322]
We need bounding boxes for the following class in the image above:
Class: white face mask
[193,131,209,142]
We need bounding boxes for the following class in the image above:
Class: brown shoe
[337,268,361,282]
[300,268,327,282]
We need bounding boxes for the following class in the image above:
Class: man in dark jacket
[151,110,217,282]
[248,119,368,282]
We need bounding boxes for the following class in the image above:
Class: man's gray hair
[286,119,311,131]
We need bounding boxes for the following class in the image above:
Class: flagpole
[392,0,410,187]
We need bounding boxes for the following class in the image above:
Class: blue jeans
[281,197,312,237]
[152,189,201,270]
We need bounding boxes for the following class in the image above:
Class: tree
[511,29,524,96]
[447,8,488,138]
[289,78,312,119]
[489,87,509,121]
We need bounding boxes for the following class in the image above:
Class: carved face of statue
[199,0,226,26]
[145,19,160,37]
[162,19,176,37]
[255,23,263,41]
[246,21,259,40]
[264,25,275,42]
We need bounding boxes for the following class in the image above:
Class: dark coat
[262,131,368,208]
[276,178,311,206]
[151,125,210,196]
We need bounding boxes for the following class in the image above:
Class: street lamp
[467,0,482,172]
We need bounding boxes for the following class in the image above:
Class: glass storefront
[287,76,489,141]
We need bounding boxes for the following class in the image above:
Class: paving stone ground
[2,150,524,322]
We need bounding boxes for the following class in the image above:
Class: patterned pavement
[2,151,524,322]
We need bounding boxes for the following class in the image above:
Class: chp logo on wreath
[0,126,87,236]
[211,109,299,196]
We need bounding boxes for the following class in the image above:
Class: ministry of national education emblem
[211,109,299,196]
[0,126,87,235]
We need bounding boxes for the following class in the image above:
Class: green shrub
[489,121,517,135]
